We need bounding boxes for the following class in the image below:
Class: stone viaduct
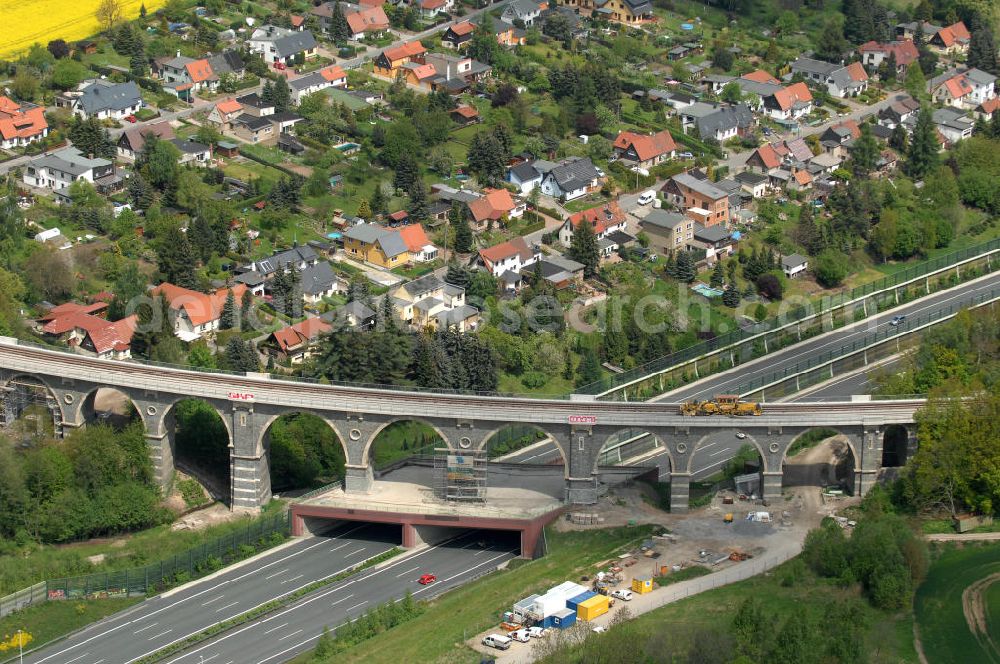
[0,338,921,512]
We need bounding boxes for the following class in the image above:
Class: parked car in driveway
[637,190,656,205]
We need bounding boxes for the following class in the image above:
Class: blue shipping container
[552,608,577,629]
[539,614,557,629]
[566,591,597,612]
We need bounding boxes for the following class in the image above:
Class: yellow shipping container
[631,576,653,594]
[577,594,609,621]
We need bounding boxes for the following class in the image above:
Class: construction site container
[566,591,597,612]
[512,594,539,620]
[631,576,653,594]
[552,608,577,629]
[577,594,610,621]
[532,583,588,619]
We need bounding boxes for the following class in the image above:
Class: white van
[510,629,531,642]
[483,634,512,650]
[637,190,656,205]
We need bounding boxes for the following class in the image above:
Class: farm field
[915,542,1000,664]
[0,0,163,59]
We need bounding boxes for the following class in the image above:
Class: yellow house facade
[343,223,410,268]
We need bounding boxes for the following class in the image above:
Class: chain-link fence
[576,238,1000,396]
[1,511,289,617]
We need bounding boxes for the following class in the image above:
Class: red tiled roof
[320,65,347,82]
[290,15,305,27]
[420,0,447,9]
[346,6,389,35]
[398,224,431,252]
[753,143,781,169]
[216,98,242,115]
[0,96,20,115]
[450,21,476,36]
[478,236,533,270]
[153,283,248,326]
[271,317,331,353]
[936,21,970,48]
[831,119,861,139]
[121,121,175,152]
[612,129,677,162]
[0,105,47,141]
[770,82,813,111]
[978,98,1000,115]
[186,58,214,83]
[383,41,427,63]
[943,75,974,99]
[38,301,107,322]
[452,104,479,118]
[741,69,780,85]
[859,40,918,66]
[845,61,868,82]
[407,63,437,80]
[793,170,812,186]
[42,312,136,355]
[566,201,626,235]
[468,188,516,222]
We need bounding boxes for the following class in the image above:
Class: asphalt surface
[161,530,520,664]
[656,272,1000,402]
[783,357,905,402]
[22,523,400,664]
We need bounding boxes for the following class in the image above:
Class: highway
[656,272,1000,402]
[21,523,400,664]
[161,530,519,664]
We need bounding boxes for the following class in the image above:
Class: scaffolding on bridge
[434,447,487,502]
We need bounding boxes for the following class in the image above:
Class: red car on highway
[418,574,436,585]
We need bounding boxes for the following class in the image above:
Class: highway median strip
[133,547,403,664]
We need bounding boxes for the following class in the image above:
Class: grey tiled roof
[376,232,408,258]
[300,262,340,295]
[641,210,689,230]
[672,172,729,201]
[696,104,753,137]
[272,31,318,57]
[78,81,142,115]
[547,157,600,192]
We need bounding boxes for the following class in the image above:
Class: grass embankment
[293,525,655,664]
[914,542,1000,664]
[0,598,140,656]
[0,500,284,596]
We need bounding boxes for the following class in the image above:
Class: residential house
[398,223,439,262]
[691,223,734,263]
[557,0,652,25]
[639,210,694,253]
[374,41,427,78]
[117,121,175,160]
[734,171,770,198]
[343,222,410,268]
[745,143,782,174]
[0,96,48,150]
[153,283,250,341]
[264,317,332,363]
[535,255,584,289]
[661,172,731,227]
[389,274,477,331]
[40,309,137,360]
[788,58,869,98]
[742,69,780,85]
[475,236,540,281]
[762,82,813,121]
[289,65,348,104]
[648,89,696,115]
[929,68,996,108]
[207,50,246,80]
[502,0,546,26]
[557,201,627,248]
[207,98,245,131]
[507,159,552,194]
[414,0,454,19]
[345,5,390,40]
[235,92,276,117]
[694,104,754,142]
[612,129,677,169]
[895,21,941,42]
[233,114,275,143]
[539,156,604,201]
[450,104,480,125]
[858,40,918,80]
[877,94,921,128]
[23,147,120,194]
[324,300,377,330]
[55,80,142,120]
[975,98,1000,122]
[170,139,212,166]
[159,55,217,100]
[236,246,346,303]
[928,21,971,55]
[782,253,808,278]
[933,106,975,145]
[467,188,523,231]
[819,119,861,156]
[248,25,318,65]
[442,21,477,49]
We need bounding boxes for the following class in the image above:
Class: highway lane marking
[63,654,89,664]
[215,601,239,613]
[328,542,350,552]
[411,548,519,598]
[343,548,367,558]
[278,629,303,641]
[161,532,483,664]
[264,568,288,580]
[676,283,995,400]
[33,530,366,664]
[262,622,288,636]
[330,593,355,606]
[281,574,304,585]
[694,456,734,476]
[395,566,420,578]
[199,656,218,664]
[92,660,105,664]
[147,629,172,641]
[201,595,225,606]
[344,601,368,613]
[709,448,730,457]
[133,623,159,634]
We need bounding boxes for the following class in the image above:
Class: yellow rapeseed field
[0,0,165,60]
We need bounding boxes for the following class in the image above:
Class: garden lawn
[914,542,1000,664]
